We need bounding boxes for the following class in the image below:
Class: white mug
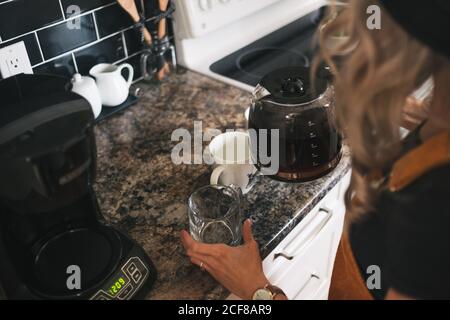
[208,131,257,194]
[89,63,134,107]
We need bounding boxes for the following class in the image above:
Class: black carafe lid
[258,66,328,105]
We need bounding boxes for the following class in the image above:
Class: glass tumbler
[188,185,243,246]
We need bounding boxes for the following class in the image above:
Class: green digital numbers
[108,277,127,296]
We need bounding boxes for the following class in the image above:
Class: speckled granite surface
[93,70,350,300]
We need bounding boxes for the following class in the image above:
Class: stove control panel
[90,257,149,300]
[174,0,280,38]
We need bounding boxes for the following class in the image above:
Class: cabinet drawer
[262,179,347,299]
[263,182,339,273]
[286,222,338,299]
[265,209,340,299]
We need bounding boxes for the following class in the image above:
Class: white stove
[172,0,327,91]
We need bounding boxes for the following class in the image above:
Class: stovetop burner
[236,47,309,82]
[210,8,324,87]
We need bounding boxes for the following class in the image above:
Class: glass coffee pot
[248,66,342,182]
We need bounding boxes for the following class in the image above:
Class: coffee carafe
[248,66,342,182]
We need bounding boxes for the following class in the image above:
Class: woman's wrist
[245,275,288,300]
[245,275,270,300]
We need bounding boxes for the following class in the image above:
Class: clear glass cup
[188,185,243,246]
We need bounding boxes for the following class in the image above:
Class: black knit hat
[379,0,450,59]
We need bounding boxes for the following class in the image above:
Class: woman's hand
[181,219,269,300]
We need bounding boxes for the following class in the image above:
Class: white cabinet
[262,171,351,300]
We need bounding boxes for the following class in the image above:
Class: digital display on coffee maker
[91,257,150,300]
[108,276,129,296]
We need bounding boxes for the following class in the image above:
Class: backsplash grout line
[34,32,45,64]
[4,12,88,43]
[92,13,100,41]
[57,0,66,21]
[71,52,79,74]
[30,30,173,68]
[0,0,14,6]
[29,17,166,69]
[132,76,144,84]
[32,28,134,68]
[77,2,116,15]
[121,32,129,57]
[4,10,159,46]
[1,3,117,44]
[115,51,145,65]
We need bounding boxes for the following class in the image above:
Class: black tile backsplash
[74,34,125,75]
[32,54,75,78]
[95,3,134,38]
[0,0,63,41]
[122,54,143,81]
[124,29,142,56]
[1,0,174,84]
[0,33,42,65]
[143,0,159,19]
[38,14,97,60]
[61,0,114,18]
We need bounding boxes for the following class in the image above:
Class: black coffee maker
[0,74,156,299]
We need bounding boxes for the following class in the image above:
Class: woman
[181,0,450,300]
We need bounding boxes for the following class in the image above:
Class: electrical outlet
[0,41,33,78]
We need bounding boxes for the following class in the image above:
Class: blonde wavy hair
[316,0,449,218]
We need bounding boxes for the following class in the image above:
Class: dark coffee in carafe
[248,66,341,182]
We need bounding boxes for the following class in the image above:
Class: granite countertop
[93,70,350,300]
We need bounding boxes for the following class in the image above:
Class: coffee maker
[0,74,156,299]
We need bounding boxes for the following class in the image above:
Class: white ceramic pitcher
[89,63,134,107]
